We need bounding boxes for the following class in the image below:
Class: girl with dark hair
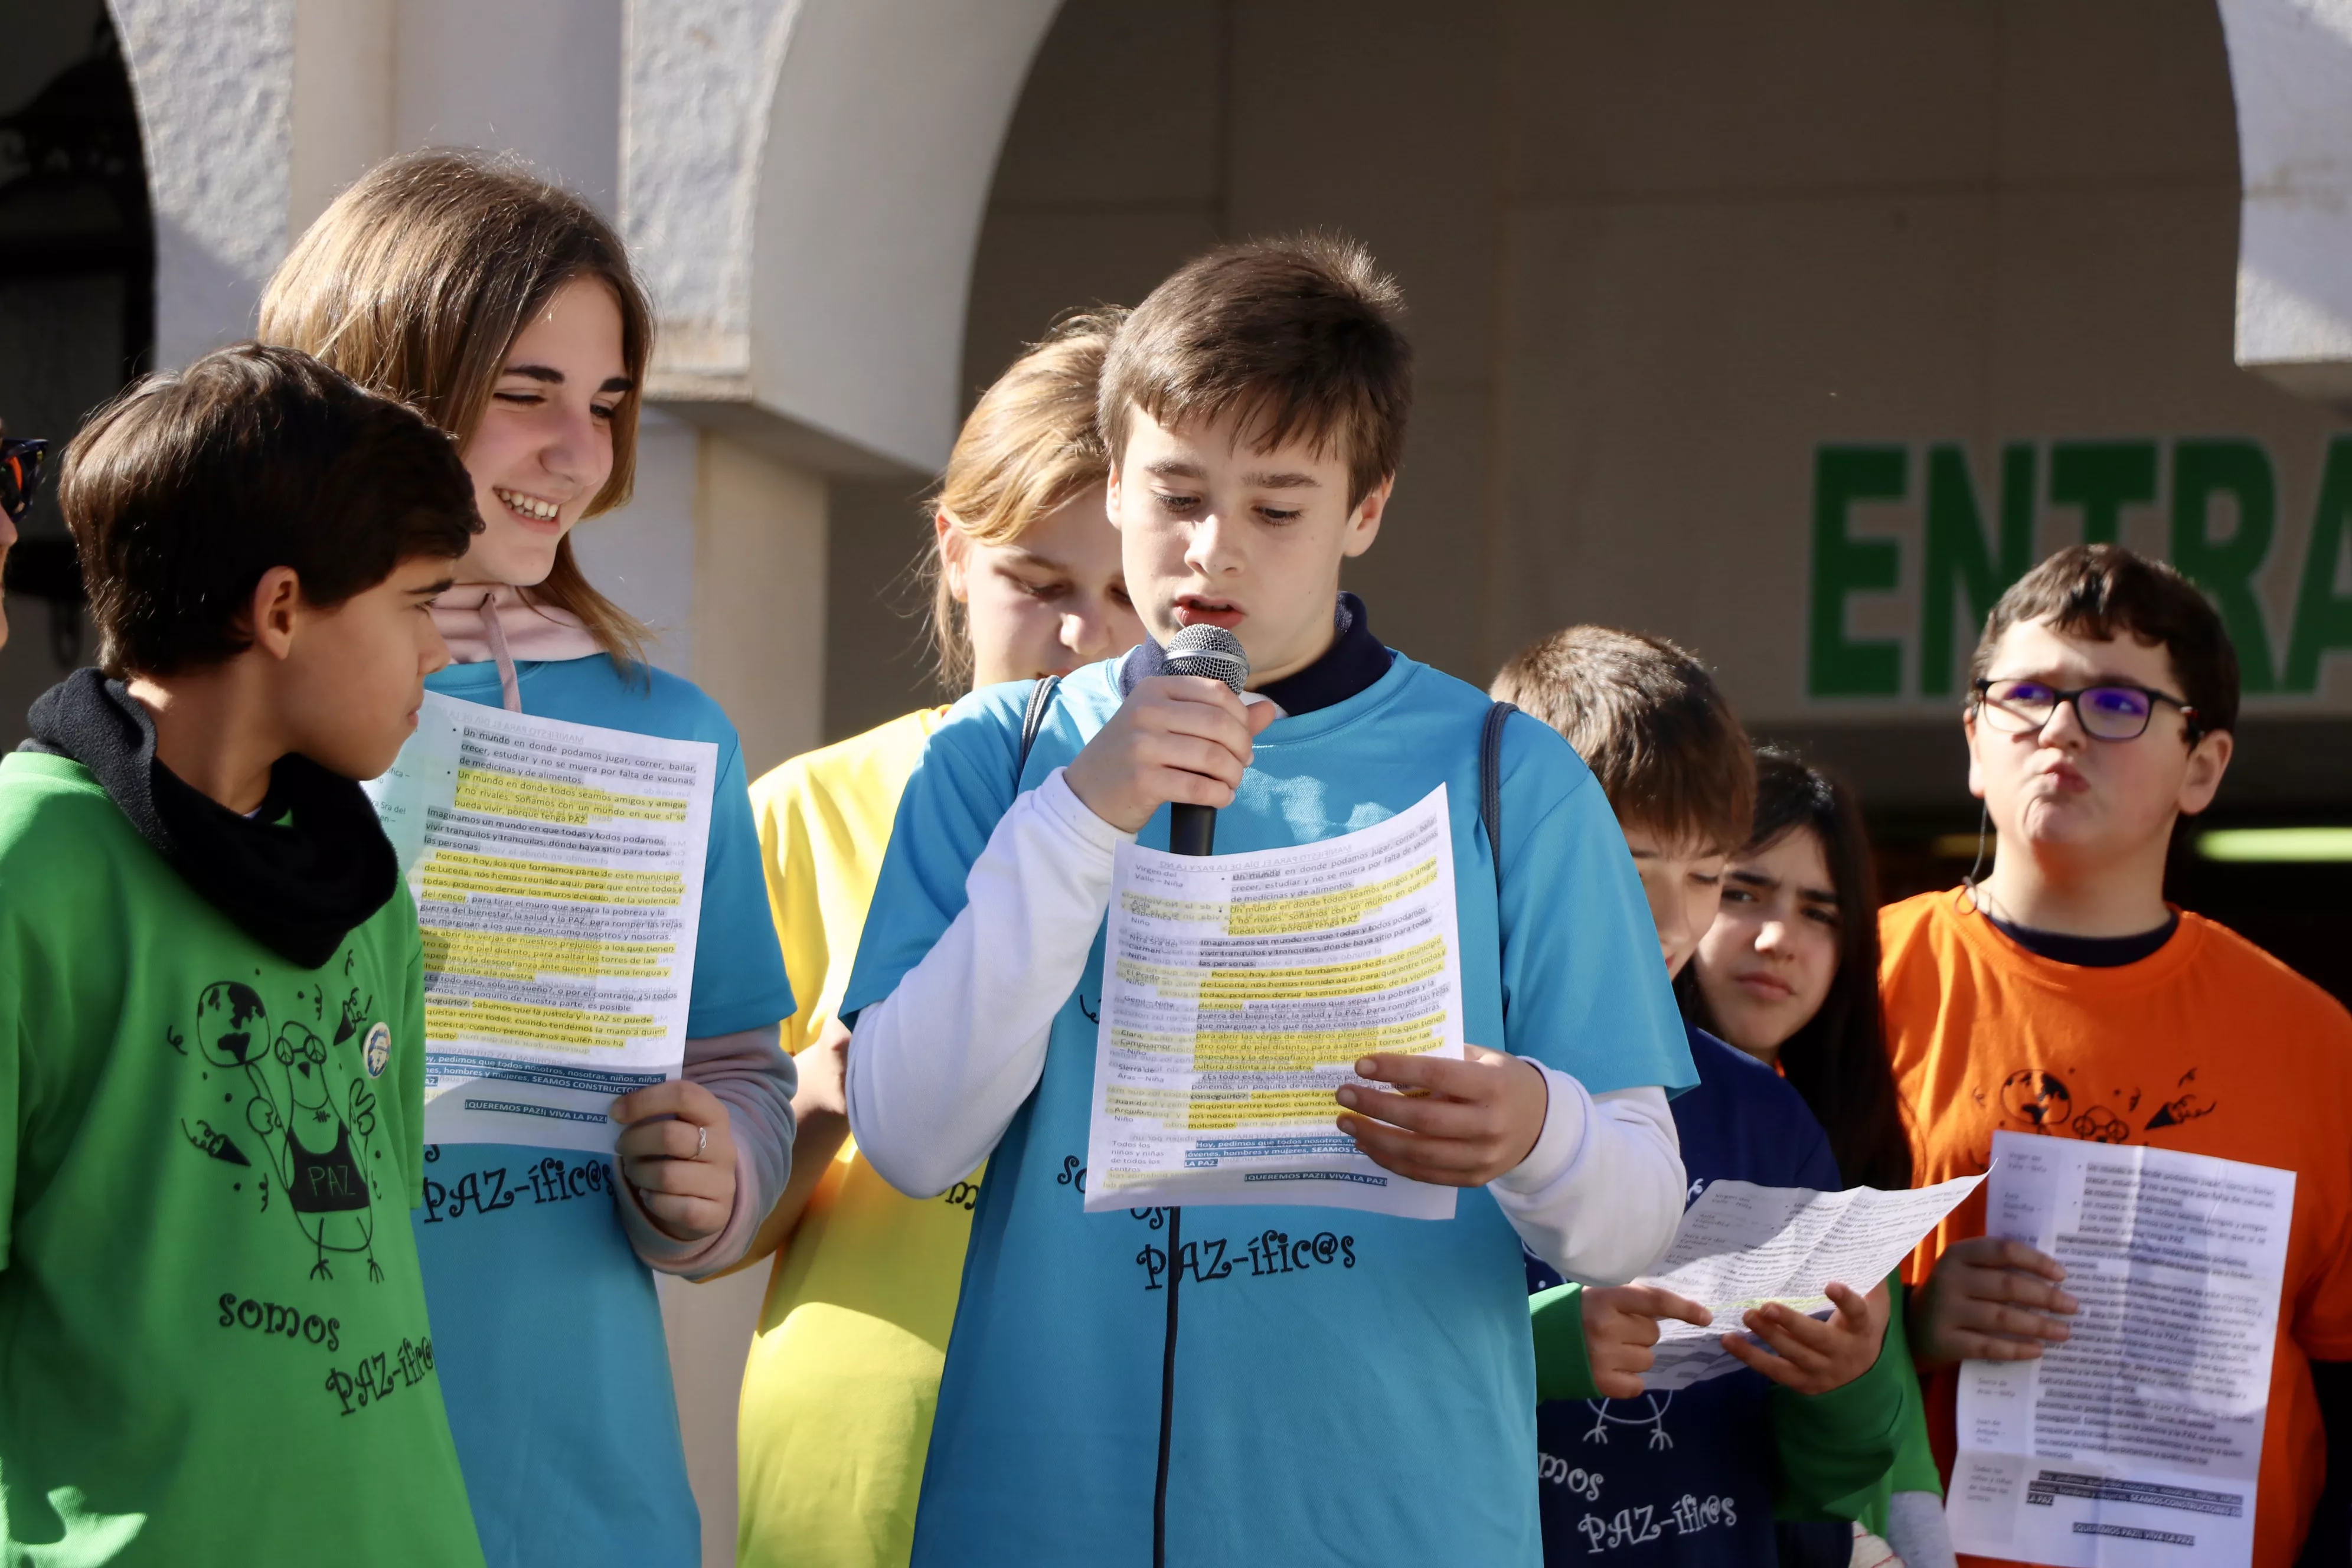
[1680,749,1949,1568]
[1681,749,1913,1191]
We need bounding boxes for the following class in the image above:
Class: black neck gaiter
[23,668,398,968]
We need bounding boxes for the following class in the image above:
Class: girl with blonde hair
[260,150,796,1567]
[733,311,1142,1568]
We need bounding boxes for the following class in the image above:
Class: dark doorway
[0,0,153,731]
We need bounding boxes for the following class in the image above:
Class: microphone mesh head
[1164,623,1250,695]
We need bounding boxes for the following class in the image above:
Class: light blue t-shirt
[844,652,1696,1568]
[413,653,793,1568]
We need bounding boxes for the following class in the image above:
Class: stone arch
[107,0,292,370]
[623,0,1064,475]
[102,1,2352,433]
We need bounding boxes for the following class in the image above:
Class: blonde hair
[257,149,654,668]
[927,308,1125,690]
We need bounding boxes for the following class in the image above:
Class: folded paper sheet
[366,692,716,1151]
[1635,1172,1987,1391]
[1083,785,1464,1219]
[1948,1132,2292,1568]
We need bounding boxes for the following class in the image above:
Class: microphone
[1148,622,1247,1559]
[1162,623,1249,858]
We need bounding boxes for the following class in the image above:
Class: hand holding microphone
[1064,625,1273,838]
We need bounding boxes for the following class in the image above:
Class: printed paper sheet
[1082,785,1464,1219]
[1948,1132,2293,1568]
[366,691,716,1151]
[1636,1172,1987,1391]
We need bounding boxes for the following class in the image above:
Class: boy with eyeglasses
[1882,543,2352,1568]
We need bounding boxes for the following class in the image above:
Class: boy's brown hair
[62,343,481,676]
[1099,233,1411,508]
[1969,543,2239,740]
[1491,626,1755,852]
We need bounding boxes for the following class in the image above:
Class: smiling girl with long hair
[260,151,796,1567]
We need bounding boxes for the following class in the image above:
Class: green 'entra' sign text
[1807,436,2352,700]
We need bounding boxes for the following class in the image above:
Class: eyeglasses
[1971,678,2197,742]
[1,438,45,522]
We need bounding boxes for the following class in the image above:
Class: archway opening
[0,0,153,727]
[945,0,2347,999]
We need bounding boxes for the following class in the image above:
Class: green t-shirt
[0,752,483,1567]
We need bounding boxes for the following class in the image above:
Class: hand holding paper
[1082,786,1470,1218]
[1946,1134,2294,1568]
[364,692,719,1151]
[1582,1284,1714,1399]
[1336,1043,1549,1187]
[611,1079,738,1240]
[1909,1232,2078,1369]
[1726,1277,1890,1396]
[1626,1171,1985,1393]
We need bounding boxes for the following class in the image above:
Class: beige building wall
[692,435,831,777]
[612,428,826,1568]
[34,5,2352,1565]
[815,0,2352,812]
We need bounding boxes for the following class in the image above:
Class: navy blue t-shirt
[1527,1025,1840,1565]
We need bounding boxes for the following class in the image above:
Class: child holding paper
[258,152,795,1566]
[734,311,1144,1568]
[1886,544,2352,1568]
[1685,748,1955,1566]
[0,345,485,1564]
[840,236,1694,1566]
[1495,629,1948,1568]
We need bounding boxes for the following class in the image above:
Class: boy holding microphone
[842,237,1694,1566]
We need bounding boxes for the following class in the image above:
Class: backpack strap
[1016,675,1061,783]
[1480,701,1515,897]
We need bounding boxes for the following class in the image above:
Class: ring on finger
[694,1124,708,1159]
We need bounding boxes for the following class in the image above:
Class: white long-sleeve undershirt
[845,768,1685,1284]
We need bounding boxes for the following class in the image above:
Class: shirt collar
[1117,593,1390,717]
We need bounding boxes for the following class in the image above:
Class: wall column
[691,434,829,778]
[2218,0,2352,411]
[654,427,827,1568]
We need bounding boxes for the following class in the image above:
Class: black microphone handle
[1167,802,1216,857]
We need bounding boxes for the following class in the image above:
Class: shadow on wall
[822,475,954,743]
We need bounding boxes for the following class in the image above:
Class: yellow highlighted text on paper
[1108,1018,1443,1069]
[1226,857,1436,936]
[420,848,685,907]
[1119,891,1229,923]
[1105,1084,1351,1130]
[455,766,688,826]
[1119,936,1446,1005]
[1191,1015,1445,1070]
[425,996,659,1051]
[422,927,675,982]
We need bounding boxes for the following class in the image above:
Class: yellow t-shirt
[737,707,979,1568]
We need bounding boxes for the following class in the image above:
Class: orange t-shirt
[1880,890,2352,1568]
